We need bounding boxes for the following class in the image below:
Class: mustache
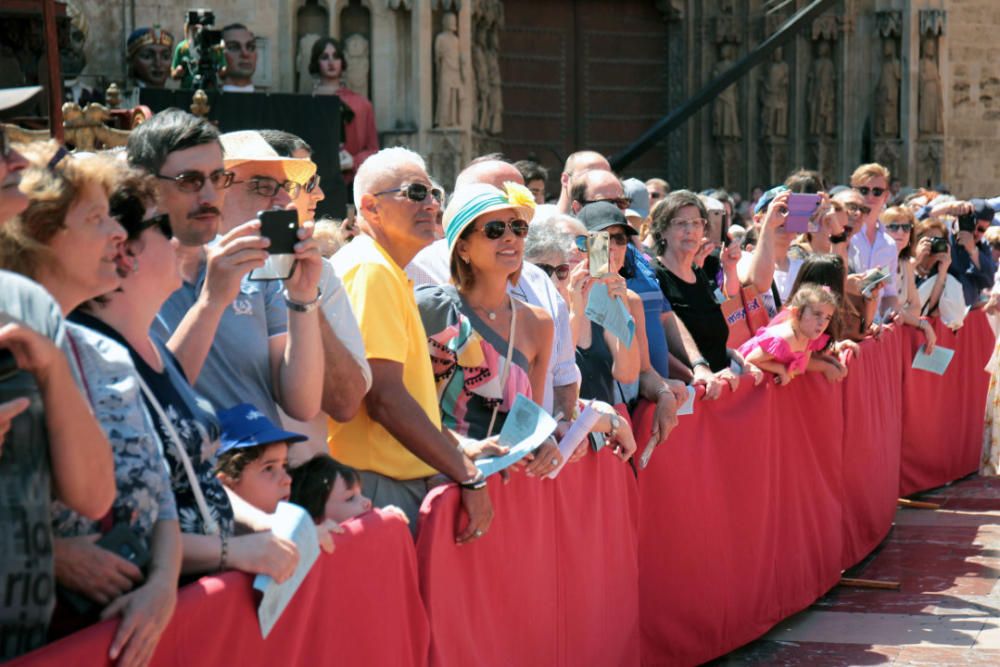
[188,206,221,219]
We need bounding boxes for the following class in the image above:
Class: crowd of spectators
[2,80,1000,665]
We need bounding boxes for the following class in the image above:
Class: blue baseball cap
[754,185,789,216]
[217,403,308,455]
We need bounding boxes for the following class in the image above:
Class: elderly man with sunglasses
[330,146,502,541]
[848,162,899,316]
[127,116,324,428]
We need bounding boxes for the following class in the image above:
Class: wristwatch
[283,287,322,313]
[459,469,487,491]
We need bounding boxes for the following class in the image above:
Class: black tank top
[576,320,615,404]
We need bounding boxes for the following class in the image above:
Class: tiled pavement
[713,475,1000,666]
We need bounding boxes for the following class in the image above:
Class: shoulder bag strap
[134,372,220,536]
[485,294,517,439]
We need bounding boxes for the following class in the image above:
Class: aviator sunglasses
[374,182,443,203]
[854,185,886,197]
[478,219,530,239]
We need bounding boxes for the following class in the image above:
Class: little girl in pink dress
[738,283,839,385]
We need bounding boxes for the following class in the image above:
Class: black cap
[577,200,638,235]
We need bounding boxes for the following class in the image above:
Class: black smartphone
[249,209,299,281]
[931,237,950,254]
[957,212,977,233]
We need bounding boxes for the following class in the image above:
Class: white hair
[352,146,428,218]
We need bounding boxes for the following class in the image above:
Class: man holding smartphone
[128,117,324,426]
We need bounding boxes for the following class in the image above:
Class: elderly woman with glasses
[416,182,565,476]
[650,190,743,378]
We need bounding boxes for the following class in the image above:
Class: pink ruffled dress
[737,322,829,375]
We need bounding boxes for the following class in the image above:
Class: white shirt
[850,224,900,304]
[405,238,580,414]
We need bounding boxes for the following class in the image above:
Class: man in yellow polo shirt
[329,146,495,542]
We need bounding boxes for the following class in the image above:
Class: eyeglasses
[537,263,571,280]
[885,223,913,233]
[235,176,303,199]
[156,168,235,193]
[854,186,886,197]
[669,217,707,231]
[478,219,529,239]
[843,202,872,216]
[374,182,443,204]
[580,197,631,211]
[305,174,321,194]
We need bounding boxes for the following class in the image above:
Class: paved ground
[713,475,1000,666]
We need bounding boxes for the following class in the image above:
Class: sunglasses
[573,231,630,251]
[844,202,872,216]
[854,186,886,197]
[479,219,529,239]
[374,182,443,204]
[236,176,303,199]
[537,263,571,280]
[137,212,173,239]
[156,168,235,193]
[581,197,631,211]
[305,174,321,194]
[885,223,913,233]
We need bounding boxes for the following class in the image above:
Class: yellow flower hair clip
[503,181,537,211]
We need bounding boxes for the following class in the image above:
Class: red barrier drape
[13,314,994,667]
[415,446,640,667]
[11,510,429,667]
[899,310,993,495]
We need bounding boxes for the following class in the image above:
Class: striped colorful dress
[416,284,533,439]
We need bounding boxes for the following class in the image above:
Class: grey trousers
[358,470,434,537]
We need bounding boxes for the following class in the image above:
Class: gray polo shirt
[155,265,288,423]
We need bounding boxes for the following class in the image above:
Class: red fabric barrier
[840,327,903,569]
[899,309,994,495]
[12,510,429,667]
[415,448,640,667]
[634,369,844,667]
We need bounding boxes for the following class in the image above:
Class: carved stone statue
[919,37,945,136]
[345,33,370,100]
[761,47,788,139]
[487,28,503,134]
[875,39,901,138]
[473,23,490,131]
[808,39,836,137]
[434,12,463,127]
[297,33,321,94]
[712,43,741,140]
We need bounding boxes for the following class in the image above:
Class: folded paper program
[475,394,557,477]
[585,282,635,348]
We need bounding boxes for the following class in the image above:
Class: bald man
[556,150,611,214]
[406,156,580,417]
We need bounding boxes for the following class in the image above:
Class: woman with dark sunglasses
[882,206,937,352]
[416,182,566,477]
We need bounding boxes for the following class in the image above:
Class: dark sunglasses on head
[479,219,529,239]
[237,176,302,199]
[580,197,631,211]
[885,223,912,233]
[537,263,571,280]
[156,168,235,193]
[374,182,443,204]
[854,185,886,197]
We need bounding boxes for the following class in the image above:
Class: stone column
[426,0,471,190]
[915,8,946,189]
[873,10,903,180]
[711,8,741,192]
[806,14,839,181]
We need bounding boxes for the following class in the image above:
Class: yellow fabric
[328,236,439,480]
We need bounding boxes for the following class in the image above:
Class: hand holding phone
[859,267,891,298]
[587,231,611,278]
[250,209,299,281]
[783,193,822,234]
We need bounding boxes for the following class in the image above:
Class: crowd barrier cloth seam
[11,311,993,667]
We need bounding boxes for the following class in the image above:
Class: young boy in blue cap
[215,403,308,515]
